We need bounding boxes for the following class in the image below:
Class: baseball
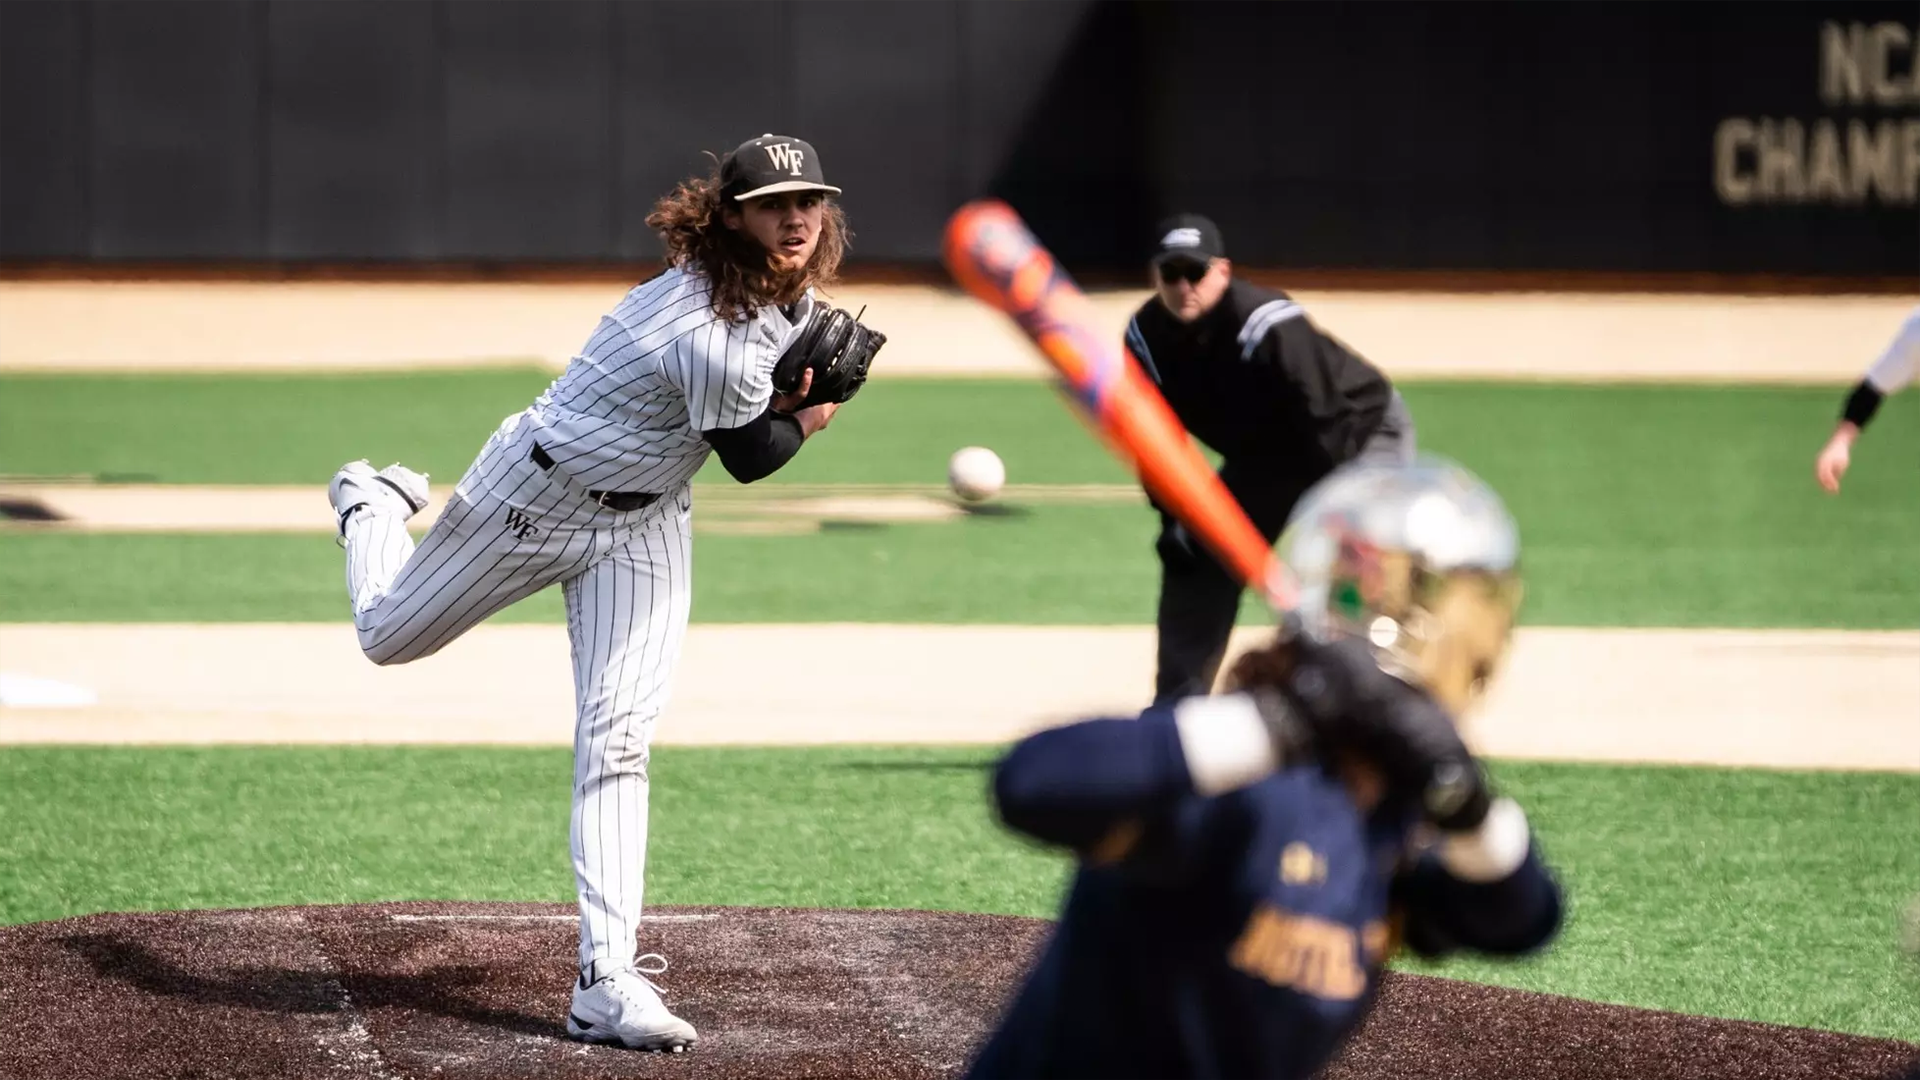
[948,446,1006,502]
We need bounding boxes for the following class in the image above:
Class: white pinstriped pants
[339,412,693,977]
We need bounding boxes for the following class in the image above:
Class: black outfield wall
[1,0,1913,276]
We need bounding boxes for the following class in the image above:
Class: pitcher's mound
[0,902,1911,1080]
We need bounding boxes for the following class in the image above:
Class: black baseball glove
[1245,634,1493,833]
[772,304,887,409]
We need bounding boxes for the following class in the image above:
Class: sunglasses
[1158,261,1210,285]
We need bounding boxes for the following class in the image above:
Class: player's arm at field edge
[991,694,1286,865]
[1817,305,1920,494]
[1390,806,1564,960]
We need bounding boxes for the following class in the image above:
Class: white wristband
[1437,797,1532,882]
[1172,694,1279,797]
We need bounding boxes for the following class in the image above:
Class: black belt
[529,444,660,512]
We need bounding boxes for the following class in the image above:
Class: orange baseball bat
[941,199,1297,613]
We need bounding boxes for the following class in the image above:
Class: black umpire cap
[1151,213,1225,268]
[722,133,843,201]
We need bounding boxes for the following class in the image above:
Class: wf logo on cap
[1161,227,1203,248]
[764,143,805,176]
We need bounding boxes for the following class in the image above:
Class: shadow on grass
[829,759,997,773]
[958,503,1031,520]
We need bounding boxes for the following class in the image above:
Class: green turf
[1,746,1914,1041]
[1399,762,1920,1042]
[4,493,1919,627]
[0,370,1133,487]
[0,369,553,487]
[4,370,1917,497]
[2,374,1917,627]
[0,506,1168,624]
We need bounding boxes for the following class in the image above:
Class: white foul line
[387,913,720,923]
[296,911,401,1080]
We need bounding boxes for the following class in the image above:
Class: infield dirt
[1,903,1911,1080]
[3,623,1917,772]
[3,280,1913,381]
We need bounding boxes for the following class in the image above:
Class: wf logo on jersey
[764,142,805,176]
[503,507,541,541]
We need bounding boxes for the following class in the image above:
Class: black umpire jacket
[1123,279,1396,485]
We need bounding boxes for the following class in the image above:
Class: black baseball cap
[721,133,843,201]
[1150,213,1225,267]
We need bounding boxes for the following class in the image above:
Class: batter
[966,458,1560,1080]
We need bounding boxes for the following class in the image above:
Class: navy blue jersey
[966,703,1561,1080]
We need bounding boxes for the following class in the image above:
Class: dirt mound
[0,902,1910,1080]
[4,280,1914,381]
[1334,974,1917,1080]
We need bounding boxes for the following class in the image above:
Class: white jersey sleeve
[1864,305,1920,396]
[669,319,776,433]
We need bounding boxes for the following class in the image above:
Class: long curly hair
[644,156,849,324]
[1222,631,1297,694]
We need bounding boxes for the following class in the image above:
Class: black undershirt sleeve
[703,407,805,483]
[1842,379,1885,429]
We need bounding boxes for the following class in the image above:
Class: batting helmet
[1275,455,1524,717]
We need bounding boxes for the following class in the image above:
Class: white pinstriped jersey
[527,266,816,492]
[1864,304,1920,396]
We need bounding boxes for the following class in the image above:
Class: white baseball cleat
[566,956,698,1053]
[374,462,430,514]
[328,459,429,536]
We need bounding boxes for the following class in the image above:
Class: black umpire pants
[1151,394,1418,705]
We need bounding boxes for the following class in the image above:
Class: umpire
[1124,213,1416,705]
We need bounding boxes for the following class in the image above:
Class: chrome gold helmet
[1275,455,1523,717]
